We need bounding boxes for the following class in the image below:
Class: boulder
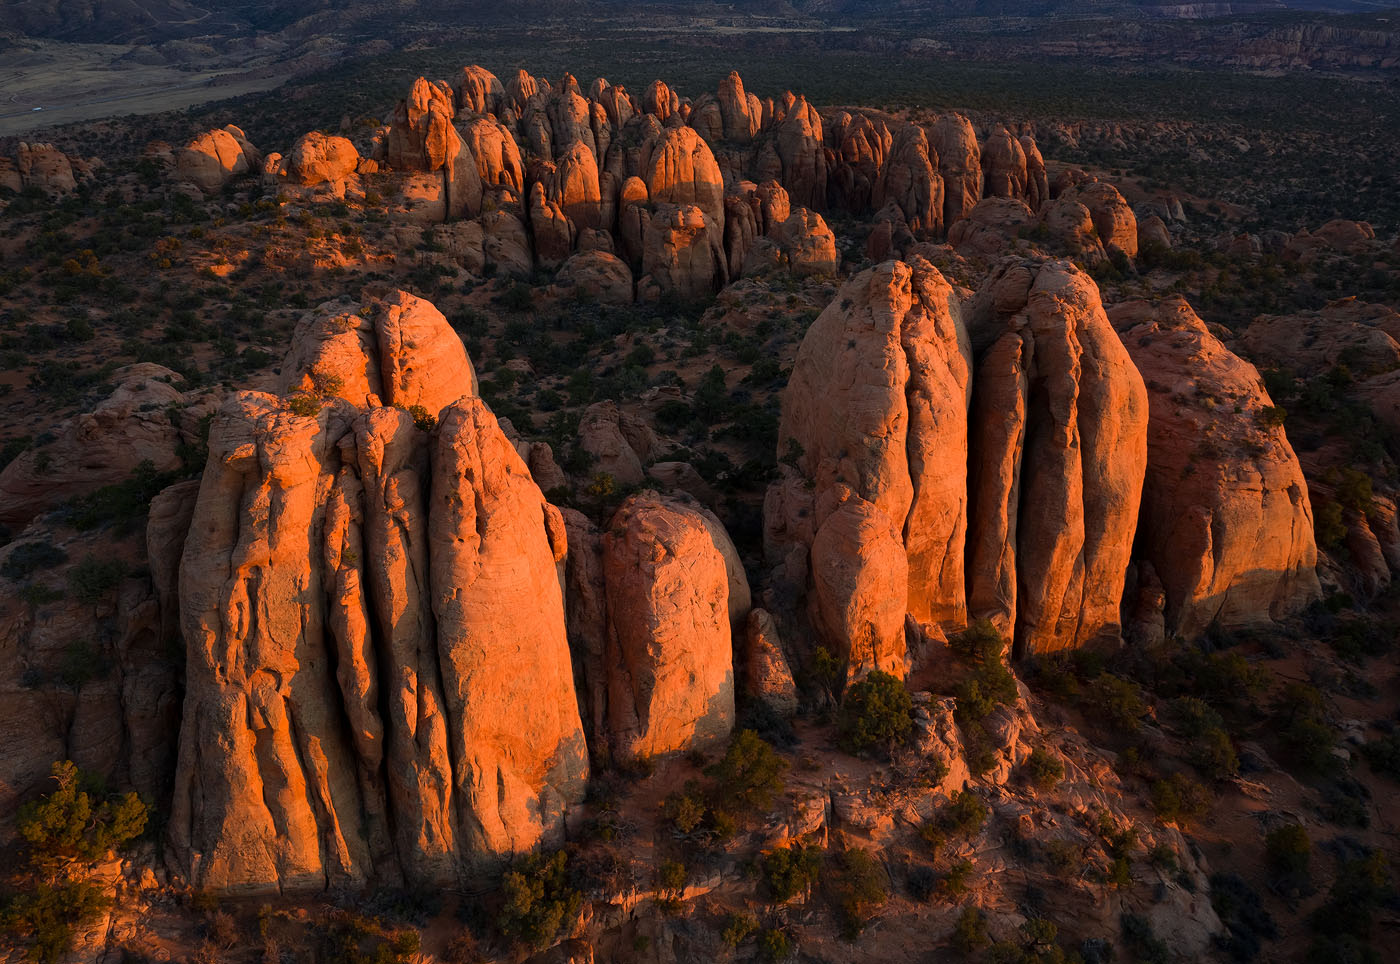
[176,128,255,193]
[281,132,360,186]
[554,250,633,304]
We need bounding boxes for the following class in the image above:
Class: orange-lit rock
[603,492,735,760]
[1111,297,1321,635]
[768,258,971,676]
[966,260,1148,657]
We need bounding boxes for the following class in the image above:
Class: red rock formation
[981,125,1028,201]
[642,80,677,122]
[773,96,827,211]
[0,365,188,530]
[386,78,481,219]
[872,125,944,238]
[930,114,983,228]
[1020,134,1048,212]
[1111,298,1321,635]
[428,397,588,861]
[281,132,360,186]
[770,207,838,276]
[554,250,633,304]
[455,64,503,115]
[529,181,575,270]
[965,260,1148,656]
[168,291,585,893]
[176,127,257,193]
[15,142,77,195]
[603,492,735,761]
[639,204,724,301]
[1059,182,1138,260]
[948,197,1036,258]
[718,71,762,144]
[460,115,524,197]
[767,258,972,678]
[825,111,892,212]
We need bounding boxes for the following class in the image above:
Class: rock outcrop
[766,258,972,680]
[0,365,188,531]
[1111,298,1321,635]
[280,132,360,186]
[176,127,258,193]
[965,260,1148,656]
[167,290,584,894]
[602,493,735,761]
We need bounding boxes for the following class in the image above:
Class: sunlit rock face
[766,257,972,682]
[1110,297,1321,637]
[965,259,1148,658]
[167,290,587,894]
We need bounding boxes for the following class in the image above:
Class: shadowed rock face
[1111,297,1321,636]
[167,290,586,894]
[766,257,972,681]
[966,259,1149,657]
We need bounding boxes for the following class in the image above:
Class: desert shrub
[757,927,792,962]
[2,882,110,964]
[1274,683,1340,775]
[288,392,322,417]
[1023,748,1065,789]
[1210,873,1278,963]
[662,789,706,835]
[921,790,989,852]
[496,849,581,950]
[1150,773,1213,827]
[951,622,1018,722]
[761,845,823,902]
[314,910,420,964]
[2,762,147,964]
[705,729,788,814]
[655,859,686,915]
[1120,913,1170,964]
[1315,501,1346,549]
[1,541,68,582]
[67,557,129,603]
[1362,733,1400,779]
[941,860,974,898]
[720,911,758,948]
[830,848,887,939]
[1170,696,1224,738]
[62,459,183,534]
[406,404,436,432]
[1191,727,1240,780]
[952,906,990,954]
[497,283,534,312]
[1090,675,1147,734]
[1302,851,1394,962]
[838,670,913,756]
[907,865,938,902]
[1265,824,1311,881]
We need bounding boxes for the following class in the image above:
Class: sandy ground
[0,40,296,137]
